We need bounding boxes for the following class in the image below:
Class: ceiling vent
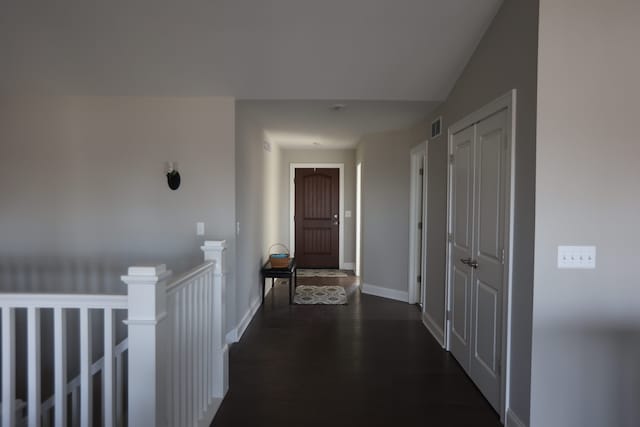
[431,116,442,138]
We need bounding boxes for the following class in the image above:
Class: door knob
[460,258,478,269]
[333,213,338,219]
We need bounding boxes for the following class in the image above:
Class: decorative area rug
[293,285,348,305]
[297,269,349,278]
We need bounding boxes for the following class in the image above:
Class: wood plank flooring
[211,274,502,427]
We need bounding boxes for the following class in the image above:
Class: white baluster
[115,353,123,426]
[188,282,194,426]
[80,307,92,426]
[121,265,171,427]
[103,309,115,427]
[53,308,67,427]
[165,296,173,426]
[204,271,212,404]
[199,276,206,413]
[197,276,204,418]
[2,307,16,427]
[171,291,183,426]
[27,307,41,427]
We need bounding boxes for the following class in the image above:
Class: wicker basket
[268,243,290,268]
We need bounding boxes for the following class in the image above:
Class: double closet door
[448,109,509,412]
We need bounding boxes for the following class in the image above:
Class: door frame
[289,163,345,269]
[408,142,428,306]
[444,89,516,422]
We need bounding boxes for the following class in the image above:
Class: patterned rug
[296,269,349,278]
[293,285,348,305]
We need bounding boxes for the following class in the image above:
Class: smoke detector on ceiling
[329,103,347,112]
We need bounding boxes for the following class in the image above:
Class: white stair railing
[0,240,229,427]
[0,294,128,427]
[39,338,128,427]
[120,240,228,427]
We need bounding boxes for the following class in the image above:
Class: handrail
[166,260,215,294]
[40,338,129,414]
[0,293,128,309]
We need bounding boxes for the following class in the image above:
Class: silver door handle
[460,258,478,269]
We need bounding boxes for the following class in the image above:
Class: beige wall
[279,148,356,266]
[235,103,282,330]
[531,1,640,426]
[0,96,235,292]
[412,0,539,422]
[0,96,236,398]
[356,129,415,293]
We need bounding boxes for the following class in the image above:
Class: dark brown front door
[294,168,339,268]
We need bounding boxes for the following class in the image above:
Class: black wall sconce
[166,162,181,190]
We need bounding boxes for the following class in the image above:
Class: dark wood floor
[211,273,502,427]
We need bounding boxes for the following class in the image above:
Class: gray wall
[412,0,539,422]
[531,1,640,426]
[0,95,236,399]
[279,149,356,266]
[235,103,282,330]
[357,129,415,293]
[0,96,235,292]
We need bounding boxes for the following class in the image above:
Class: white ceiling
[0,0,502,100]
[238,100,439,149]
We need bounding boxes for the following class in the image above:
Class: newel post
[121,264,172,427]
[201,240,229,397]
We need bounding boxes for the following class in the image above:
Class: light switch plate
[557,246,596,269]
[345,210,352,218]
[196,222,205,236]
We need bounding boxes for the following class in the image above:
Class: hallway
[211,276,502,426]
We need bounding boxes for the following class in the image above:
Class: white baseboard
[226,285,271,344]
[361,283,408,303]
[342,262,355,271]
[422,311,445,347]
[506,408,527,427]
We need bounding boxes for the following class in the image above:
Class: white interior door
[447,109,509,413]
[448,126,475,369]
[469,110,508,411]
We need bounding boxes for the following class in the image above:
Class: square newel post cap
[121,264,172,285]
[202,240,227,250]
[202,240,227,260]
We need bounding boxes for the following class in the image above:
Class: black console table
[261,258,297,304]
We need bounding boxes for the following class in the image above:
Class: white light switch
[345,210,352,218]
[557,246,596,269]
[196,222,205,236]
[236,221,241,235]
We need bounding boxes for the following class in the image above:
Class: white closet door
[448,125,475,369]
[469,110,508,411]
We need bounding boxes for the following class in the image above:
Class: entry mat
[296,269,349,278]
[293,285,348,305]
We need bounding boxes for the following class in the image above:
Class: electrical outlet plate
[196,222,205,236]
[557,246,596,269]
